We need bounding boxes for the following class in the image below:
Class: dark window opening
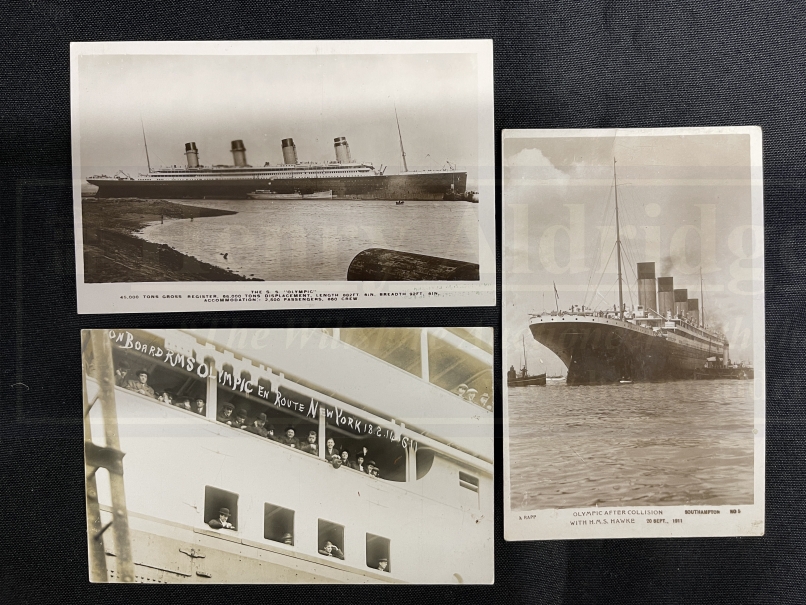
[318,519,345,559]
[109,332,207,414]
[323,429,407,482]
[264,504,294,545]
[459,471,480,492]
[216,385,317,448]
[204,486,238,531]
[366,533,391,573]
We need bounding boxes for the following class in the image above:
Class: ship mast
[140,116,152,173]
[394,105,408,172]
[700,266,705,327]
[522,334,528,374]
[614,158,624,320]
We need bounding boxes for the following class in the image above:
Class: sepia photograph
[71,40,495,313]
[82,327,493,583]
[502,128,765,540]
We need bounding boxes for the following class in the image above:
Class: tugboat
[507,336,546,387]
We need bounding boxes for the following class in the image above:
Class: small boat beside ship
[507,336,546,387]
[247,189,333,200]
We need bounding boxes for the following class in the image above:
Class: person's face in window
[457,386,467,396]
[286,429,295,439]
[138,373,148,384]
[308,432,316,444]
[480,394,489,406]
[326,438,335,449]
[223,407,233,417]
[378,560,388,571]
[219,513,229,523]
[341,450,349,461]
[357,456,364,466]
[195,399,204,410]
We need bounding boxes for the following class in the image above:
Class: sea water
[138,198,479,281]
[508,379,757,510]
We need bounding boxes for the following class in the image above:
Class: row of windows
[205,486,392,573]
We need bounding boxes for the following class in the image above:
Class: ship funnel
[184,142,199,168]
[687,298,699,325]
[673,288,689,319]
[282,138,298,165]
[637,262,657,315]
[231,140,248,167]
[657,277,674,319]
[334,136,352,163]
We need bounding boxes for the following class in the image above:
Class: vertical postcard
[502,128,764,539]
[82,328,493,583]
[71,40,495,313]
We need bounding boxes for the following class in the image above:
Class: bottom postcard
[82,327,493,583]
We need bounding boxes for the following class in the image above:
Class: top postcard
[70,40,495,313]
[502,127,765,540]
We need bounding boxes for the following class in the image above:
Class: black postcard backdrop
[3,2,805,604]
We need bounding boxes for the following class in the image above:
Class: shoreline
[81,197,259,283]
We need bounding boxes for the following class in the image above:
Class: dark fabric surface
[2,1,804,603]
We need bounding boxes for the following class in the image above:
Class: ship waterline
[530,314,726,385]
[89,169,468,201]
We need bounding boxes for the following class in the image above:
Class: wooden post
[82,333,108,583]
[90,330,136,583]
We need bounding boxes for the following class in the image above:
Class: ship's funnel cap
[231,140,246,151]
[637,262,656,279]
[282,138,295,148]
[657,277,674,292]
[185,142,198,152]
[673,288,688,302]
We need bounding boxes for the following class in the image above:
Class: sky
[503,132,762,368]
[76,52,480,184]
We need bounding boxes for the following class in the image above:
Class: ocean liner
[83,328,493,583]
[528,160,731,385]
[88,117,468,201]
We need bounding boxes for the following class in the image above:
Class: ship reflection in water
[509,379,755,511]
[139,198,478,281]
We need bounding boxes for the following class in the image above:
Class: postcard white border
[70,40,495,314]
[502,126,765,540]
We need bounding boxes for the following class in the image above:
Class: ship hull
[88,172,467,201]
[529,317,725,385]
